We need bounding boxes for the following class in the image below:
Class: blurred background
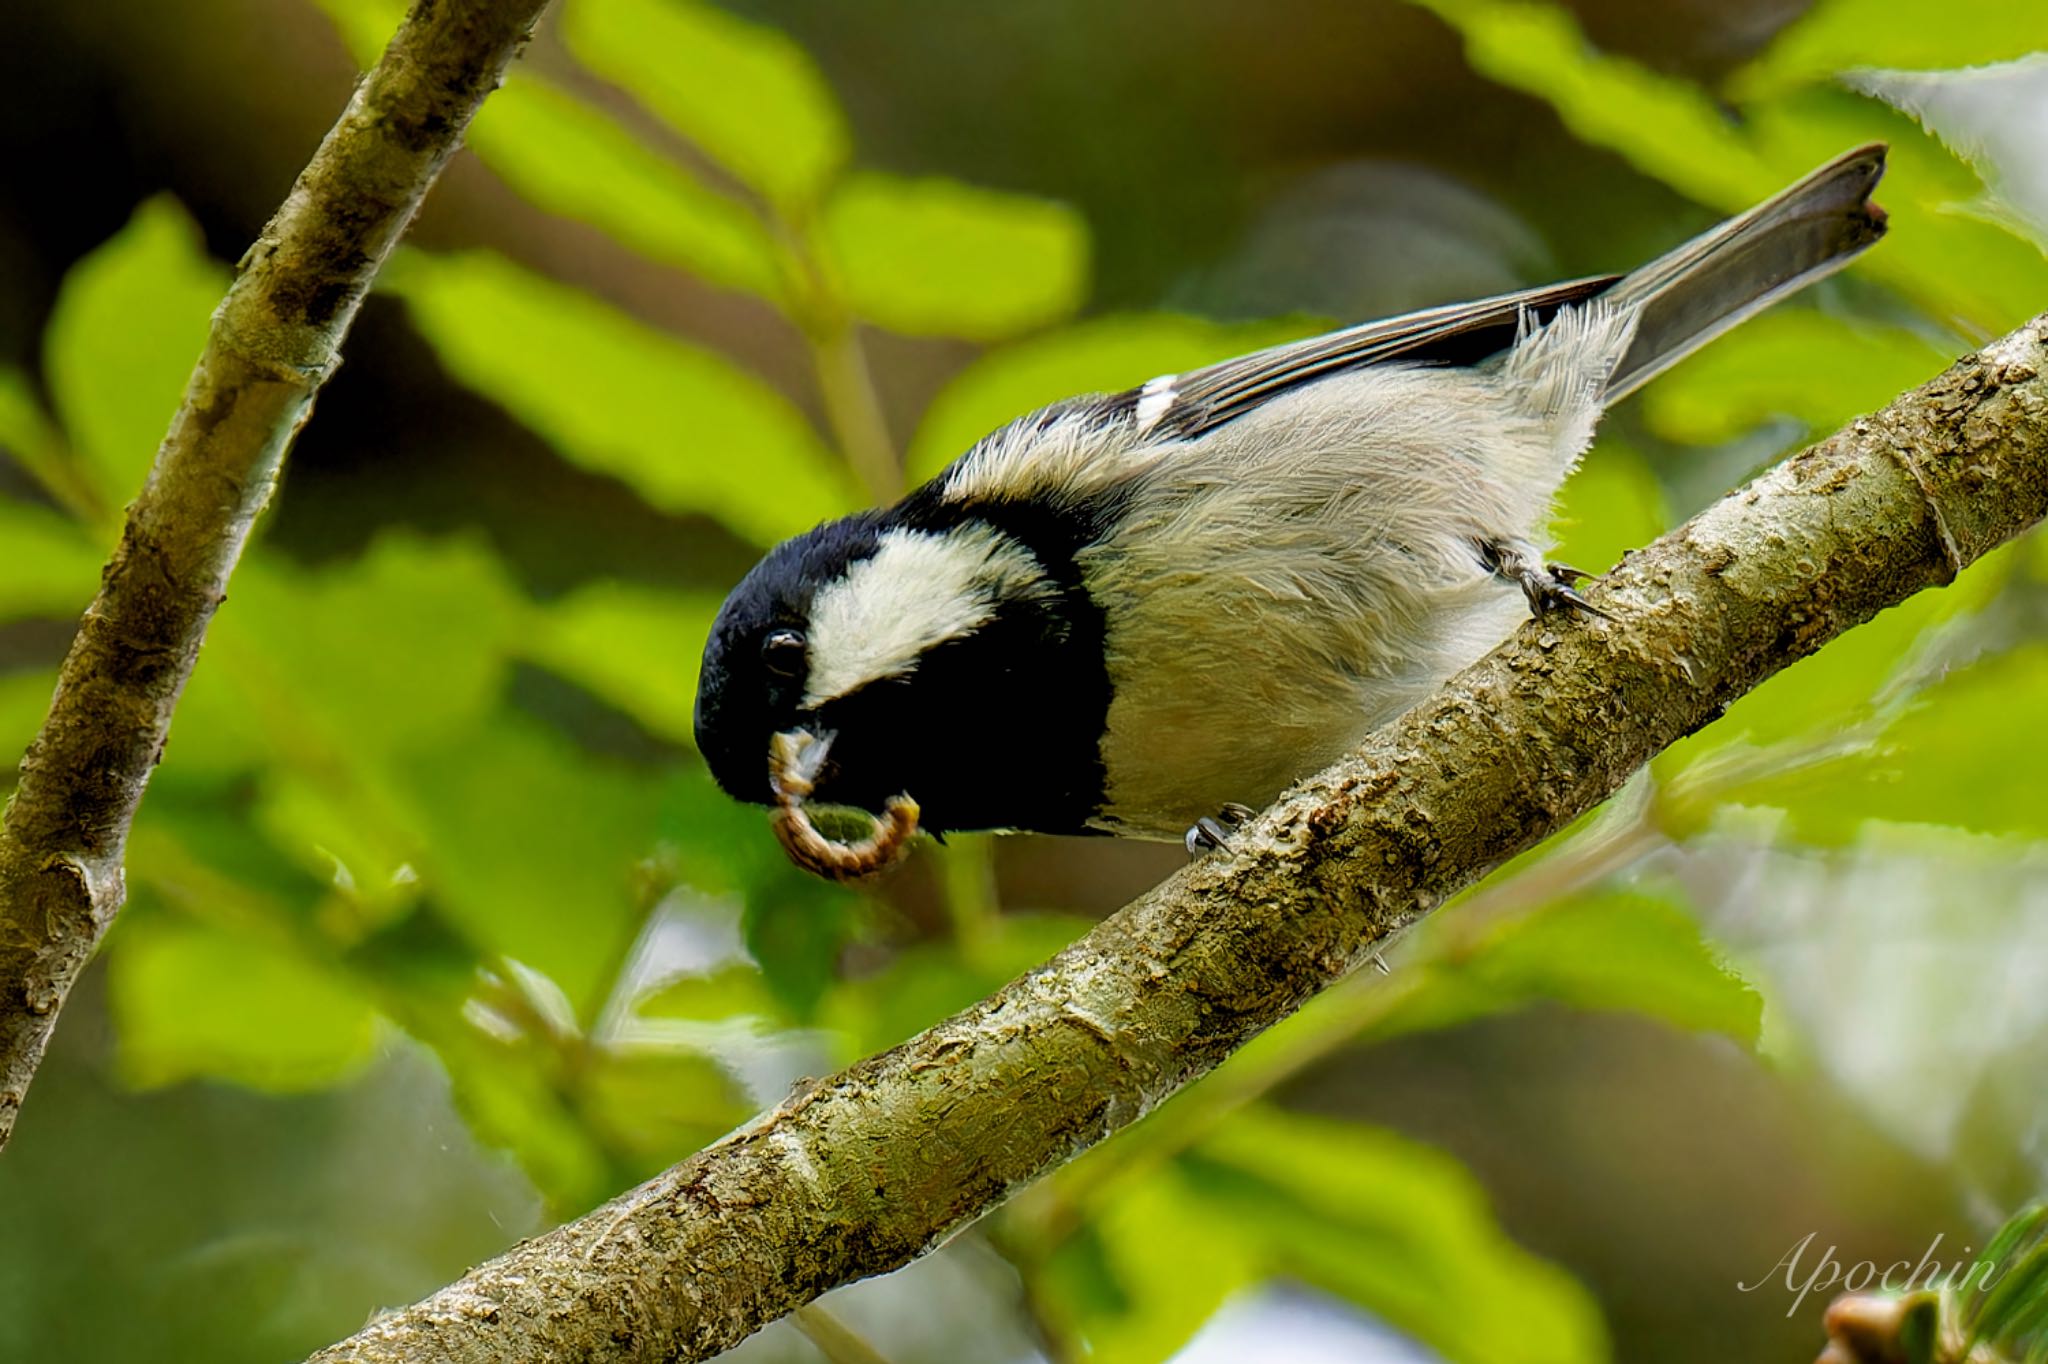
[2,0,2047,1360]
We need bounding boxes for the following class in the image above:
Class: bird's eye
[761,628,807,679]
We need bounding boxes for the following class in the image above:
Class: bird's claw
[1482,541,1608,619]
[1184,803,1257,857]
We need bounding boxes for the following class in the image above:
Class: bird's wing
[1137,274,1621,441]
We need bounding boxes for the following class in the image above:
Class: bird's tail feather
[1600,144,1889,403]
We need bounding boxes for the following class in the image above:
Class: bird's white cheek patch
[802,526,1049,708]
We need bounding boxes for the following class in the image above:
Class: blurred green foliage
[3,0,2048,1361]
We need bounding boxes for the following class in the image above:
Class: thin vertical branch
[0,0,554,1151]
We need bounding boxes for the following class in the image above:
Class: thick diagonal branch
[309,316,2048,1364]
[0,0,552,1150]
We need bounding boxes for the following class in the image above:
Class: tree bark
[306,316,2048,1363]
[0,0,552,1151]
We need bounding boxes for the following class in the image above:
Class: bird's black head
[693,502,1113,837]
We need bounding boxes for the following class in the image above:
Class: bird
[693,144,1888,874]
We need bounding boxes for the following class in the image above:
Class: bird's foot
[1480,541,1608,619]
[1185,802,1258,857]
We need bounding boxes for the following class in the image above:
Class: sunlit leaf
[577,1046,748,1175]
[1550,439,1669,575]
[107,910,378,1092]
[403,717,664,1013]
[43,197,225,504]
[468,76,788,298]
[0,498,101,619]
[819,173,1090,341]
[1644,310,1953,446]
[308,0,786,296]
[1411,0,2048,333]
[1057,1169,1264,1364]
[202,535,527,760]
[0,368,74,505]
[907,313,1314,484]
[1851,60,2048,253]
[1727,642,2048,842]
[527,581,720,746]
[1732,0,2048,99]
[1192,1109,1608,1364]
[563,0,849,208]
[384,249,854,545]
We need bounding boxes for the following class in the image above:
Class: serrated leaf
[819,173,1090,341]
[1851,60,2048,253]
[906,313,1313,484]
[469,76,787,297]
[1732,0,2048,100]
[526,581,720,745]
[563,0,848,208]
[43,197,226,504]
[384,249,854,545]
[308,0,786,296]
[1410,0,2048,333]
[107,911,378,1092]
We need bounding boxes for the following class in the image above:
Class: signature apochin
[1739,1232,2008,1317]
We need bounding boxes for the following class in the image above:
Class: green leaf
[1643,310,1954,446]
[0,669,58,789]
[469,76,787,298]
[1731,0,2048,100]
[107,910,378,1092]
[562,0,849,208]
[0,498,101,619]
[818,173,1090,341]
[1378,890,1763,1047]
[819,911,1096,1054]
[384,249,854,545]
[0,367,71,496]
[577,1046,748,1176]
[1411,0,2048,333]
[307,0,786,295]
[204,535,526,760]
[906,313,1314,484]
[1059,1167,1264,1364]
[1728,642,2048,843]
[1549,439,1669,576]
[402,717,664,1014]
[1190,1109,1607,1364]
[526,581,721,745]
[43,197,226,504]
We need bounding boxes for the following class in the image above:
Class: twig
[0,0,553,1151]
[302,317,2048,1364]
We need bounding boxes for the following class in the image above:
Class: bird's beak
[768,728,833,801]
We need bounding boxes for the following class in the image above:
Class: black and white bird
[694,145,1888,861]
